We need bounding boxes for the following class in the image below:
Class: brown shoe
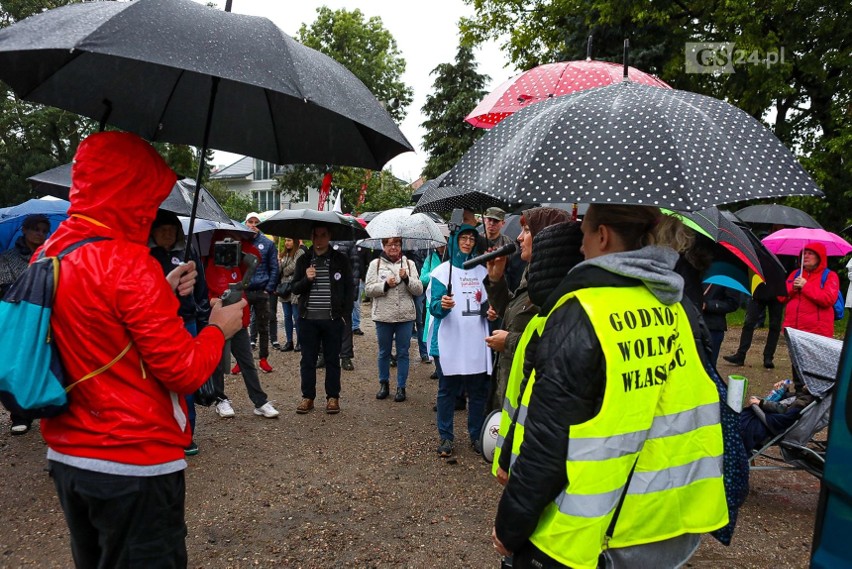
[296,398,314,414]
[326,397,340,414]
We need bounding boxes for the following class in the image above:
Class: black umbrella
[258,209,369,241]
[0,0,412,256]
[441,81,823,211]
[26,164,232,225]
[735,204,822,229]
[412,170,508,214]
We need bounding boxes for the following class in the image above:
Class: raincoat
[40,132,225,471]
[782,242,838,338]
[205,230,260,328]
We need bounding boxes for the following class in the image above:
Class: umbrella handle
[623,39,630,80]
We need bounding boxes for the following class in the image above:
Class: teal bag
[0,238,105,419]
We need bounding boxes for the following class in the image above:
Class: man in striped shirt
[290,224,354,415]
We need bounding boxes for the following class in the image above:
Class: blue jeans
[434,356,488,442]
[375,320,414,388]
[282,302,299,343]
[352,281,364,330]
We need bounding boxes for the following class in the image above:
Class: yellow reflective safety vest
[492,313,546,476]
[514,286,727,569]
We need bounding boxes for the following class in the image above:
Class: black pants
[299,317,343,400]
[49,461,187,569]
[734,297,783,361]
[246,290,270,358]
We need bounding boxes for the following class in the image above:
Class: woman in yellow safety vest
[492,204,728,569]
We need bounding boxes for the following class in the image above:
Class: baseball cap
[245,211,261,223]
[483,207,506,221]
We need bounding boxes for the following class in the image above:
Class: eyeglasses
[458,235,477,243]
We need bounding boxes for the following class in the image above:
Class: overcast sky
[204,0,514,182]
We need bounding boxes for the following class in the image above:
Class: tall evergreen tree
[420,45,490,181]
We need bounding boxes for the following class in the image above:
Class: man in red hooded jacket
[39,131,245,568]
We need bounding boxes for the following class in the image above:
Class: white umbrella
[363,207,446,251]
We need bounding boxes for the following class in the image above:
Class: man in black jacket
[290,224,353,414]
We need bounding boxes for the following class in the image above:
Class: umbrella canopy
[735,204,822,229]
[762,227,852,257]
[665,206,765,294]
[465,60,671,129]
[178,217,254,257]
[27,164,232,224]
[0,0,412,170]
[443,81,823,211]
[0,198,69,251]
[362,208,446,250]
[412,170,509,214]
[785,327,840,397]
[257,209,368,241]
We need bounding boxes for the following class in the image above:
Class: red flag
[317,172,332,211]
[357,170,373,207]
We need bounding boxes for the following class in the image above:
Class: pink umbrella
[465,60,671,129]
[762,227,852,257]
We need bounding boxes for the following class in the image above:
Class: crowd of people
[0,131,841,567]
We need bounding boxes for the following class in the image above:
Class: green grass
[725,308,849,337]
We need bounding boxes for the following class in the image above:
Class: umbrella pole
[623,38,629,80]
[184,77,221,262]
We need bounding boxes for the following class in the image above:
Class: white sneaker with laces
[215,399,235,418]
[254,401,280,418]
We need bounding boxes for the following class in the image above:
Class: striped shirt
[305,253,333,319]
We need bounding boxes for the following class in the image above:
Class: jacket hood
[67,132,177,245]
[802,242,828,274]
[575,245,684,305]
[147,210,187,252]
[448,224,478,268]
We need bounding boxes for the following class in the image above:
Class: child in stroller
[741,381,814,453]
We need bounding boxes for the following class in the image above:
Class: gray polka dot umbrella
[412,170,508,214]
[444,81,824,211]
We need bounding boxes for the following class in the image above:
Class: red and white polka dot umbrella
[465,60,671,129]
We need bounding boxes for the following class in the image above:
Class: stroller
[744,327,837,478]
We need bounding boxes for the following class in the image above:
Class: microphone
[463,242,517,269]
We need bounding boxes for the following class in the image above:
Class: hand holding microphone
[463,242,517,270]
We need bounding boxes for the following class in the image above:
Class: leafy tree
[276,8,414,206]
[460,0,852,231]
[420,44,490,180]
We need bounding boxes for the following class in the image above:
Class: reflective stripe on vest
[492,314,546,476]
[516,286,727,569]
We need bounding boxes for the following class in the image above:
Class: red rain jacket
[40,132,225,467]
[782,241,839,338]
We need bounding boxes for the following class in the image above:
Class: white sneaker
[215,399,235,418]
[254,401,280,418]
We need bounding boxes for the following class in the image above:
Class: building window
[253,190,281,211]
[253,159,272,181]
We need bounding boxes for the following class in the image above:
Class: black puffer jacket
[494,247,685,553]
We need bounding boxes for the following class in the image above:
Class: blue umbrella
[0,198,70,251]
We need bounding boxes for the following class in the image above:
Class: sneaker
[341,357,354,371]
[215,399,236,418]
[296,398,314,414]
[316,355,325,369]
[230,363,240,375]
[764,360,775,369]
[184,441,199,456]
[471,439,482,455]
[254,401,280,418]
[376,382,390,400]
[259,358,273,373]
[251,341,257,350]
[10,422,31,435]
[272,342,281,351]
[326,398,340,414]
[353,328,364,336]
[722,354,745,366]
[281,341,294,352]
[394,387,406,402]
[437,439,454,457]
